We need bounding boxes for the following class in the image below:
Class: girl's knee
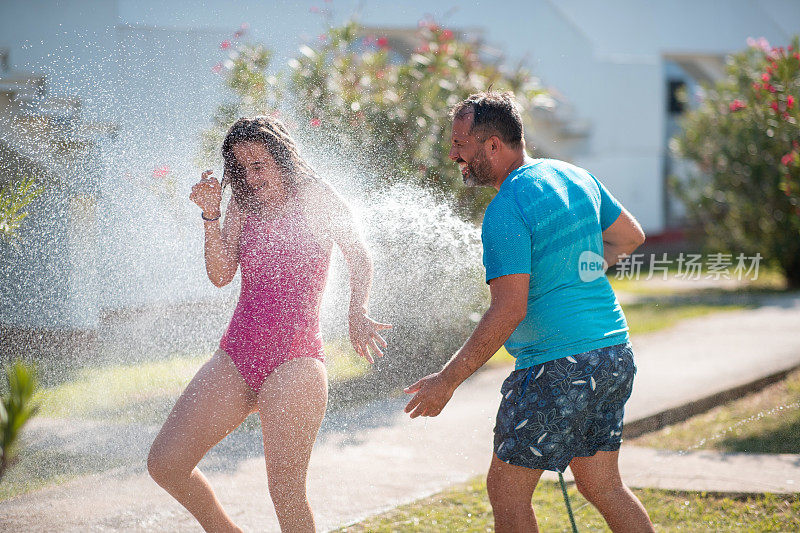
[147,443,191,488]
[268,475,306,509]
[147,446,170,486]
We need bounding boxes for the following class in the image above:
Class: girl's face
[232,141,285,204]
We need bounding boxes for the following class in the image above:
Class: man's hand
[403,372,457,418]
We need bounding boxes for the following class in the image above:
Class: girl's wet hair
[221,116,317,212]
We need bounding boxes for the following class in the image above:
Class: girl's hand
[189,170,223,218]
[348,311,392,364]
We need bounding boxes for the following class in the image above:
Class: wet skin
[448,114,495,187]
[231,141,288,207]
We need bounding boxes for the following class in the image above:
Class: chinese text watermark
[612,252,762,281]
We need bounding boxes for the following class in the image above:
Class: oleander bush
[675,36,800,287]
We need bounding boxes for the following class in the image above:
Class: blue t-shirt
[481,159,629,369]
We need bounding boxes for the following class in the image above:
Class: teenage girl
[148,116,391,532]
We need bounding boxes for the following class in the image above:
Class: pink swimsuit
[220,206,331,392]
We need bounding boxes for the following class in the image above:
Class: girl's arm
[302,181,392,362]
[189,170,242,287]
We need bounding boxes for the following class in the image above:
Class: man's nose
[448,146,459,162]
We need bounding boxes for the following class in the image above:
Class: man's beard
[463,146,494,187]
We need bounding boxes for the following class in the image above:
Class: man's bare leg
[486,453,543,533]
[569,450,654,533]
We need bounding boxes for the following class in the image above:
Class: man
[404,91,654,532]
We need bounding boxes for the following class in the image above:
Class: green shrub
[201,18,551,220]
[0,361,38,482]
[675,36,800,287]
[289,19,549,219]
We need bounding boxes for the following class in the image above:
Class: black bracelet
[201,211,221,221]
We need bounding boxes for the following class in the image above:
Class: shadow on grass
[720,416,800,454]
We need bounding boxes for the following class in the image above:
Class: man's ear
[488,135,502,154]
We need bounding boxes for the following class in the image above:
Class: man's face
[449,114,495,187]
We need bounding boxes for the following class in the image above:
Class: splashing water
[0,20,494,506]
[677,401,800,455]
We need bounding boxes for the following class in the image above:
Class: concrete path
[2,294,800,532]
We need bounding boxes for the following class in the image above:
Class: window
[668,79,686,115]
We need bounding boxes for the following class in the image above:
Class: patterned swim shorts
[493,342,636,472]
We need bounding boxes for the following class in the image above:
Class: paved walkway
[2,294,800,531]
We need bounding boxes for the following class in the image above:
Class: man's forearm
[439,305,522,388]
[603,241,638,268]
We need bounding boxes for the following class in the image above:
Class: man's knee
[487,464,527,509]
[486,467,503,505]
[574,474,623,503]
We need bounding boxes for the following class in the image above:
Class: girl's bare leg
[148,349,256,532]
[569,450,655,533]
[257,357,328,533]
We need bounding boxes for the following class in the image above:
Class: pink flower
[761,73,770,82]
[152,165,170,179]
[211,63,223,74]
[788,95,795,108]
[377,37,389,49]
[220,40,231,50]
[440,29,454,42]
[310,118,321,127]
[729,100,747,112]
[752,82,761,91]
[318,34,327,41]
[782,153,795,166]
[376,69,385,79]
[771,101,780,112]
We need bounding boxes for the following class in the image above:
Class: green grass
[0,448,126,501]
[326,339,372,381]
[607,261,788,295]
[337,478,800,532]
[619,301,745,335]
[33,341,370,424]
[632,369,800,454]
[34,354,206,422]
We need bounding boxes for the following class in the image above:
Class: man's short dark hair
[450,91,524,148]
